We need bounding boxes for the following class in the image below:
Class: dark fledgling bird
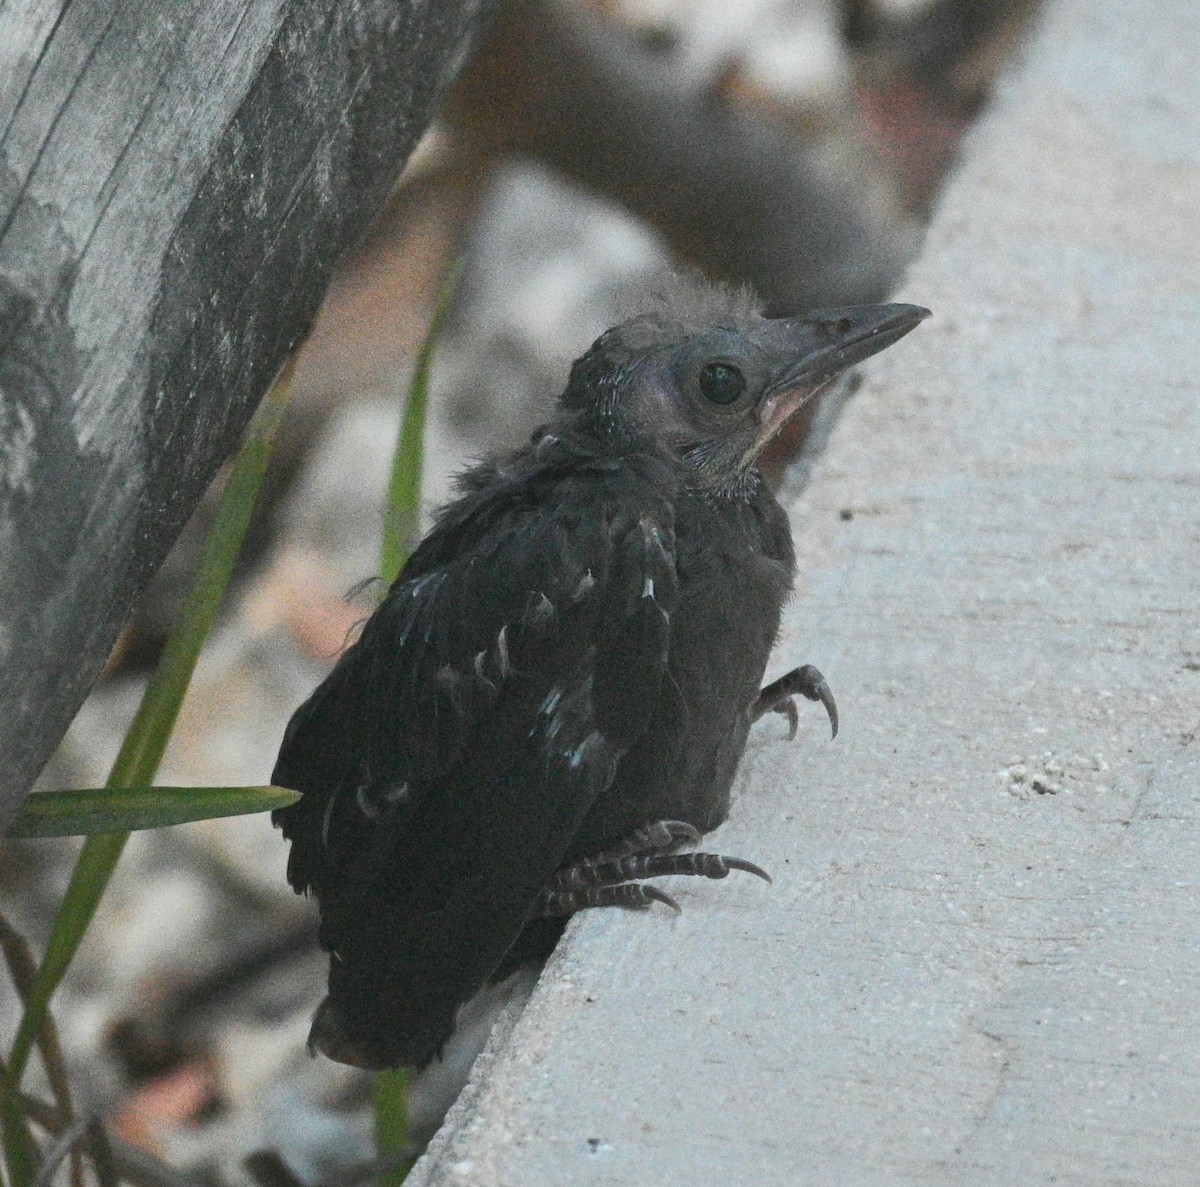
[272,279,929,1069]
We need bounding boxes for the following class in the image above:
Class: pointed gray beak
[755,303,930,448]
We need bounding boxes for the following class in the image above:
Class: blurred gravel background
[0,0,1036,1180]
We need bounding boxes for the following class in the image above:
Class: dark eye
[698,362,746,405]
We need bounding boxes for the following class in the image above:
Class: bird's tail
[308,996,395,1070]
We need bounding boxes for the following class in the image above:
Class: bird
[272,278,929,1069]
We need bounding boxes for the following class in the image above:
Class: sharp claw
[755,665,838,739]
[815,678,839,739]
[724,857,773,884]
[794,665,839,739]
[644,886,681,914]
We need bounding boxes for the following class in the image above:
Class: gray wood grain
[0,0,488,830]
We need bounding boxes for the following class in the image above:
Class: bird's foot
[535,822,771,919]
[578,818,700,865]
[546,818,698,896]
[536,880,681,916]
[752,664,838,740]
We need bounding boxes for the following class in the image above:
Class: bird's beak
[752,303,930,456]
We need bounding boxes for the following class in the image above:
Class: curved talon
[723,856,772,884]
[753,664,839,740]
[639,885,681,913]
[812,676,839,740]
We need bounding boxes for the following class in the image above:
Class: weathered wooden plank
[0,0,489,830]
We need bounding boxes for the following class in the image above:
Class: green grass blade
[373,1070,414,1186]
[0,911,78,1182]
[380,259,462,585]
[1,361,296,1182]
[4,786,299,839]
[0,1020,19,1186]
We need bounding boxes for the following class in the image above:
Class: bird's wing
[272,456,678,1065]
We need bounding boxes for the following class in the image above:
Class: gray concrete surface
[409,1,1200,1182]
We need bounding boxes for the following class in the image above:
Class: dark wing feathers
[592,514,677,748]
[272,454,679,1065]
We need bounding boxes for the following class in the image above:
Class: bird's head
[560,279,929,496]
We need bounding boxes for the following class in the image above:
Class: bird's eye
[698,362,746,405]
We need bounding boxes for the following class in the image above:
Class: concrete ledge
[410,1,1200,1182]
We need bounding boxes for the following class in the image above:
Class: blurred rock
[433,160,668,459]
[621,0,851,114]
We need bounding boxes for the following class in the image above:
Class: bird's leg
[533,820,771,919]
[580,818,700,864]
[752,663,838,740]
